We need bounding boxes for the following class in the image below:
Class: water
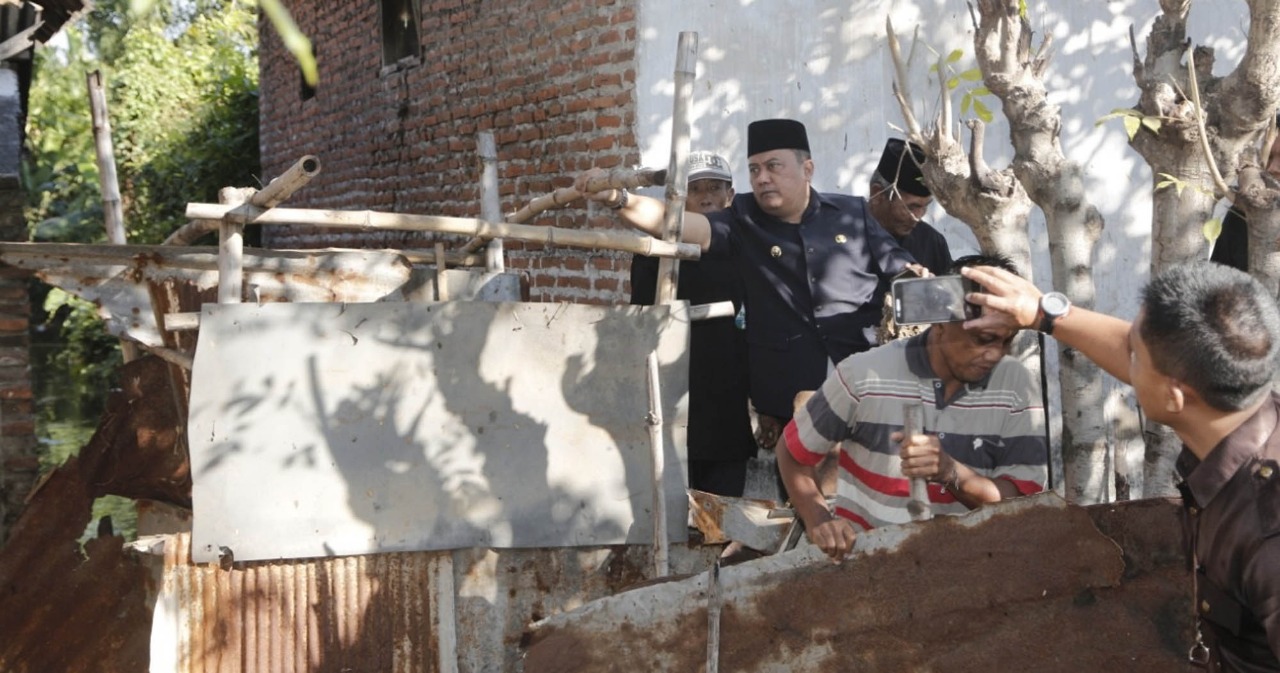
[31,338,137,542]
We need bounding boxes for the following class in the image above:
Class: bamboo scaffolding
[654,32,698,305]
[162,299,736,335]
[87,69,139,363]
[460,132,507,272]
[218,187,253,304]
[504,167,668,225]
[184,202,702,260]
[645,351,670,578]
[163,155,321,246]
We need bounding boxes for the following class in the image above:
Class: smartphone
[891,275,981,325]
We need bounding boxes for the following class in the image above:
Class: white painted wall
[631,0,1252,496]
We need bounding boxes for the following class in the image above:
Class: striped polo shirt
[783,331,1048,530]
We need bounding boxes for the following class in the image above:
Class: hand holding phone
[892,275,981,325]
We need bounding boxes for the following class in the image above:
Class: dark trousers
[689,459,749,498]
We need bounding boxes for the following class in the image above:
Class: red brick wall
[257,0,640,305]
[0,190,34,542]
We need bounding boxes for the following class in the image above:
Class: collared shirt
[1177,392,1280,672]
[782,331,1047,529]
[705,189,916,418]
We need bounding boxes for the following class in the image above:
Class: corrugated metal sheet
[155,532,438,673]
[151,533,720,673]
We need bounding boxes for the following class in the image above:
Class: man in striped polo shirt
[777,255,1049,561]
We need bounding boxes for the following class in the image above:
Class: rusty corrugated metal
[151,531,720,673]
[157,532,439,673]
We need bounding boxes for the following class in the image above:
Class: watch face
[1043,293,1069,316]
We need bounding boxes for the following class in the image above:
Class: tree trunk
[1129,0,1280,496]
[971,0,1111,504]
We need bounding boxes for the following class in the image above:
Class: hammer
[903,403,933,522]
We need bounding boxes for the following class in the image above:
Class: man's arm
[572,171,712,250]
[776,431,855,562]
[961,265,1134,385]
[896,432,1021,508]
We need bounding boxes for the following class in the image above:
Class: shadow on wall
[185,299,690,669]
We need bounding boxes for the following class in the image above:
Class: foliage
[931,49,994,123]
[1096,107,1162,141]
[24,0,260,245]
[36,288,122,409]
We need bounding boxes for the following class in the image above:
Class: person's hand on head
[960,265,1042,332]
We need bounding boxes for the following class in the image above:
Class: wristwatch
[1038,292,1071,335]
[607,189,629,210]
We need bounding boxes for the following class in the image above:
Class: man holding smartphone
[777,254,1048,561]
[962,261,1280,672]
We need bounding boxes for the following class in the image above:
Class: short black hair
[950,253,1020,277]
[1140,262,1280,411]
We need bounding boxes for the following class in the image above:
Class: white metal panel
[188,301,690,563]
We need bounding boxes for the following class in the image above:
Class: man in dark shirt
[576,118,922,456]
[630,151,755,497]
[965,260,1280,672]
[1211,124,1280,272]
[867,138,953,276]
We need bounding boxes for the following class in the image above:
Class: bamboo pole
[135,342,194,371]
[249,155,321,209]
[184,202,702,260]
[87,69,139,363]
[162,299,735,335]
[505,167,668,224]
[654,32,698,305]
[218,187,253,304]
[645,351,670,578]
[164,155,321,246]
[434,243,449,301]
[464,132,506,272]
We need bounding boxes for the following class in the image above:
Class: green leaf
[1155,173,1187,196]
[1141,116,1162,134]
[961,93,972,115]
[973,99,994,123]
[972,86,991,96]
[947,49,964,63]
[1203,218,1223,243]
[261,0,318,87]
[960,68,983,82]
[1019,0,1028,19]
[1122,115,1141,140]
[946,76,960,90]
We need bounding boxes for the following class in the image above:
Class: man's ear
[1165,378,1187,414]
[803,159,815,181]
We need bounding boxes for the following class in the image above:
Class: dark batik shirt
[1177,392,1280,672]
